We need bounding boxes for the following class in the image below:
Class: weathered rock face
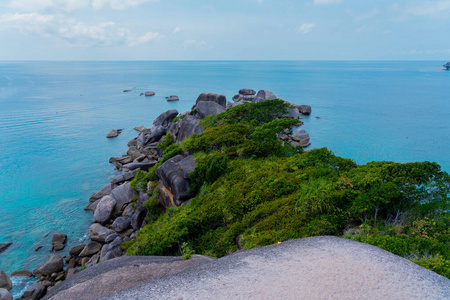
[152,109,179,129]
[0,243,12,255]
[175,115,203,142]
[0,288,12,300]
[33,255,64,280]
[156,155,195,208]
[94,196,117,225]
[195,92,227,108]
[254,90,277,103]
[292,128,311,148]
[196,101,226,118]
[79,241,102,257]
[50,234,67,252]
[0,271,12,290]
[297,105,311,115]
[110,182,138,216]
[89,224,116,243]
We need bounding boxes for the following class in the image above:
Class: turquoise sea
[1,61,449,295]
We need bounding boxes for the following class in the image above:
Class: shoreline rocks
[15,88,313,300]
[0,270,12,290]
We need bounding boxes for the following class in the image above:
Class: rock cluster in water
[8,89,312,300]
[443,62,450,70]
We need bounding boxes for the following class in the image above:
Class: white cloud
[314,0,342,5]
[9,0,90,12]
[8,0,156,12]
[0,13,159,46]
[406,0,450,16]
[173,26,181,34]
[183,39,209,49]
[297,23,316,34]
[91,0,157,10]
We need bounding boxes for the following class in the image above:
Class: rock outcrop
[156,155,195,208]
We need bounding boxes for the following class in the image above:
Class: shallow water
[0,61,449,296]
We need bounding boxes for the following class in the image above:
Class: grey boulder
[33,255,64,279]
[167,95,179,101]
[50,233,67,252]
[68,244,86,257]
[156,155,195,208]
[292,128,311,148]
[239,88,256,95]
[112,217,131,233]
[175,115,203,142]
[94,196,117,225]
[297,105,311,115]
[254,90,277,102]
[152,109,179,129]
[196,101,226,119]
[79,241,103,257]
[110,182,138,215]
[0,288,12,300]
[0,271,11,290]
[19,282,46,300]
[89,224,116,243]
[106,129,122,138]
[195,92,227,108]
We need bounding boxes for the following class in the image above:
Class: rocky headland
[2,89,311,300]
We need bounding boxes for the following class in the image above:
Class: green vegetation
[127,99,450,278]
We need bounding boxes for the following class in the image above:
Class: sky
[0,0,450,60]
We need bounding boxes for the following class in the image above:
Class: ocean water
[0,61,449,295]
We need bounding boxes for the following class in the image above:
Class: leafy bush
[411,254,450,279]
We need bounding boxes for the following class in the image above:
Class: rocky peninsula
[2,88,449,299]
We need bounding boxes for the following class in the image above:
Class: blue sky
[0,0,449,60]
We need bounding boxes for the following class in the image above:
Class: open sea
[0,61,449,296]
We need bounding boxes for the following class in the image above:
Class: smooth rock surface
[94,196,117,225]
[79,241,103,257]
[109,182,138,215]
[254,89,277,103]
[88,224,115,244]
[108,236,450,300]
[0,288,12,300]
[68,244,86,257]
[33,255,64,280]
[21,282,46,300]
[43,256,215,300]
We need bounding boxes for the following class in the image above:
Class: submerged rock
[167,95,179,101]
[10,270,32,277]
[145,91,155,97]
[0,243,12,255]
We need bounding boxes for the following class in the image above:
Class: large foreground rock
[107,236,450,299]
[43,256,214,300]
[0,271,11,290]
[33,255,64,280]
[155,155,195,208]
